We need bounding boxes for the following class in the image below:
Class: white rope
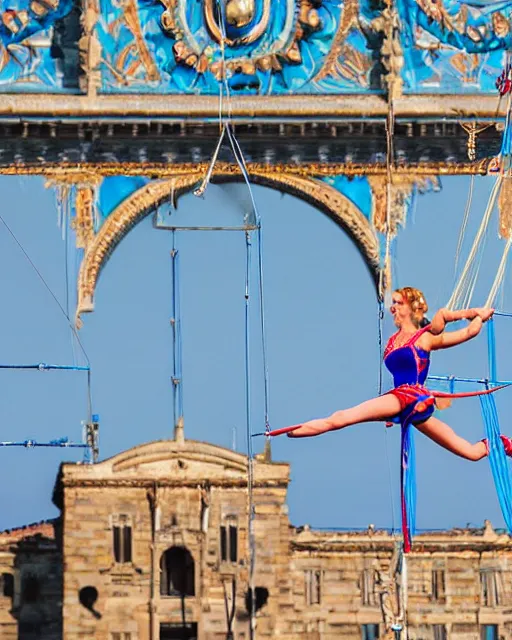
[447,176,502,310]
[193,127,226,197]
[454,174,475,277]
[486,236,512,308]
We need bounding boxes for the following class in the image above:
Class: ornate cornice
[62,478,288,489]
[0,161,490,177]
[0,94,506,118]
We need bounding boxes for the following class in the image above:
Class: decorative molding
[79,0,102,95]
[121,0,161,82]
[73,186,96,250]
[368,175,439,235]
[499,178,512,239]
[76,175,200,322]
[312,0,360,83]
[0,94,508,118]
[372,0,404,100]
[203,0,272,47]
[62,478,289,489]
[46,172,102,249]
[113,451,247,474]
[0,161,490,178]
[75,167,381,322]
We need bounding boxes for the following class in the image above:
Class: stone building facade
[1,428,512,640]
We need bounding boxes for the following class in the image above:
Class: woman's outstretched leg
[287,394,402,438]
[414,416,487,461]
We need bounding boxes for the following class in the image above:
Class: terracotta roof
[0,519,56,544]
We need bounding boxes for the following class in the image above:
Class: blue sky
[0,174,510,533]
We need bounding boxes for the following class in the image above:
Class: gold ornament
[225,0,254,28]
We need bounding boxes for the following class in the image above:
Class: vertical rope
[86,368,93,425]
[402,553,408,638]
[257,227,270,434]
[379,301,397,536]
[195,11,261,632]
[383,100,395,303]
[485,236,512,309]
[244,231,256,639]
[171,231,184,429]
[378,301,385,397]
[448,176,502,310]
[454,174,475,278]
[487,317,497,383]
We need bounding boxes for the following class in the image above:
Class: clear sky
[0,174,510,534]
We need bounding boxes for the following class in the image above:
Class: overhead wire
[170,230,184,430]
[0,189,95,456]
[244,230,256,639]
[0,363,89,370]
[0,439,87,448]
[216,6,257,632]
[187,7,264,634]
[0,211,90,368]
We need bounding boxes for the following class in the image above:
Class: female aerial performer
[270,286,510,460]
[268,287,511,551]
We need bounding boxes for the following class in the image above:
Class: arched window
[1,573,14,598]
[21,572,39,604]
[160,547,195,597]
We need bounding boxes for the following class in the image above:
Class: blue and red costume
[384,325,436,553]
[268,324,509,553]
[384,324,508,552]
[383,324,436,428]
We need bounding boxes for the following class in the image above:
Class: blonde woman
[271,287,509,462]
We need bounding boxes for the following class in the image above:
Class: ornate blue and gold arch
[0,0,510,314]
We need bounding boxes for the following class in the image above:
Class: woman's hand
[428,307,493,349]
[473,307,494,323]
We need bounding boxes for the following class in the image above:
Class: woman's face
[390,292,413,328]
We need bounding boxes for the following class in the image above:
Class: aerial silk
[480,393,512,531]
[383,325,508,552]
[268,323,509,552]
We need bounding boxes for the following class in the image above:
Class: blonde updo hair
[395,287,429,328]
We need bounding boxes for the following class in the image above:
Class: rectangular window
[304,570,321,605]
[220,524,238,563]
[362,623,379,640]
[110,635,131,640]
[229,525,237,563]
[480,570,501,607]
[220,526,227,562]
[432,569,446,603]
[361,569,377,606]
[1,573,14,598]
[481,625,499,640]
[122,526,132,563]
[112,515,132,564]
[433,624,447,640]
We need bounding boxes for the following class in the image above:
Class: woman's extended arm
[426,307,494,350]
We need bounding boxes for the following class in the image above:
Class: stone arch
[160,546,195,597]
[76,170,380,323]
